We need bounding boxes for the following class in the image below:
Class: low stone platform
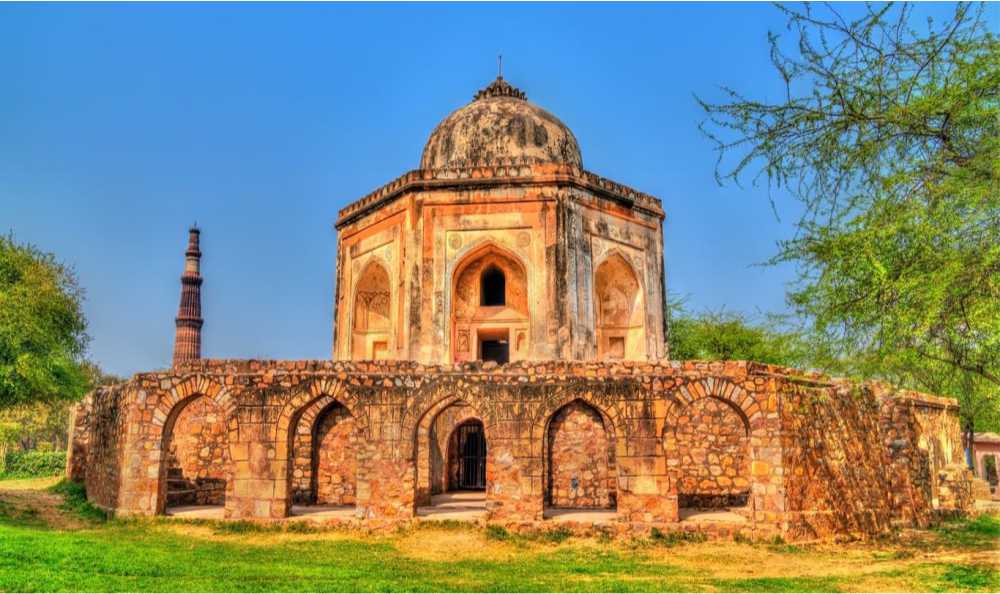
[165,505,226,520]
[417,492,487,521]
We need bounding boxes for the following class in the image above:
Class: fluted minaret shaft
[172,226,203,366]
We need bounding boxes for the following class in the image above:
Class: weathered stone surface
[333,78,667,364]
[70,360,971,540]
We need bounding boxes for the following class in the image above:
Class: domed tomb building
[67,75,977,540]
[333,76,667,364]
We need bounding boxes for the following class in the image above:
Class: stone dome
[420,77,583,170]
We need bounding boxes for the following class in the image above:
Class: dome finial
[474,58,527,102]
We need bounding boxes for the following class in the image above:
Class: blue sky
[0,2,974,377]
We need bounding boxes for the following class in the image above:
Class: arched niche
[665,396,750,511]
[594,252,646,360]
[451,243,529,364]
[351,260,392,360]
[545,399,618,510]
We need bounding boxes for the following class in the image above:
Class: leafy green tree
[698,3,999,438]
[0,234,90,408]
[669,306,811,368]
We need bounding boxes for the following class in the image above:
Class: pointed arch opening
[287,397,358,519]
[594,252,646,360]
[665,396,751,517]
[545,399,618,512]
[351,260,392,360]
[415,399,489,520]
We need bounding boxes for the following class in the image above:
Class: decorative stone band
[335,162,665,229]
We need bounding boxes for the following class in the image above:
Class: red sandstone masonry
[70,359,972,539]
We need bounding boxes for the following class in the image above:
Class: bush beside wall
[1,450,66,479]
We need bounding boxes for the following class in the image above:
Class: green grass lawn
[0,478,996,592]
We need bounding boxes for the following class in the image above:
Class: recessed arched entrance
[415,400,489,521]
[450,243,529,364]
[448,419,487,491]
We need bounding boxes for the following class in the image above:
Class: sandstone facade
[333,77,667,365]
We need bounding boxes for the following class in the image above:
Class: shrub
[1,450,65,478]
[650,527,707,546]
[542,526,573,544]
[485,525,510,541]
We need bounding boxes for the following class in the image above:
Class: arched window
[480,265,506,306]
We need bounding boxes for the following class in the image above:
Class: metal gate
[453,422,486,490]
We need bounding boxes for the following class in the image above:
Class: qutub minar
[67,75,981,539]
[172,226,203,366]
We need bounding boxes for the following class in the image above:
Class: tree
[698,3,999,437]
[0,234,90,408]
[669,306,811,368]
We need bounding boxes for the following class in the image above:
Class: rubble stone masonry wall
[668,396,750,509]
[547,400,616,509]
[68,359,971,539]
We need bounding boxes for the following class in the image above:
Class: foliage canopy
[0,234,90,408]
[698,3,999,430]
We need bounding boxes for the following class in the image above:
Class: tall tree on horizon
[698,3,999,438]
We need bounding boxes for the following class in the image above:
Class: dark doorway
[480,266,506,306]
[449,421,487,490]
[480,339,509,364]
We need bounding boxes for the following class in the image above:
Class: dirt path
[0,476,87,530]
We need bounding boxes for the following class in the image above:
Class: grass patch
[0,483,997,592]
[712,576,843,592]
[936,564,1000,591]
[485,524,510,541]
[932,514,1000,549]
